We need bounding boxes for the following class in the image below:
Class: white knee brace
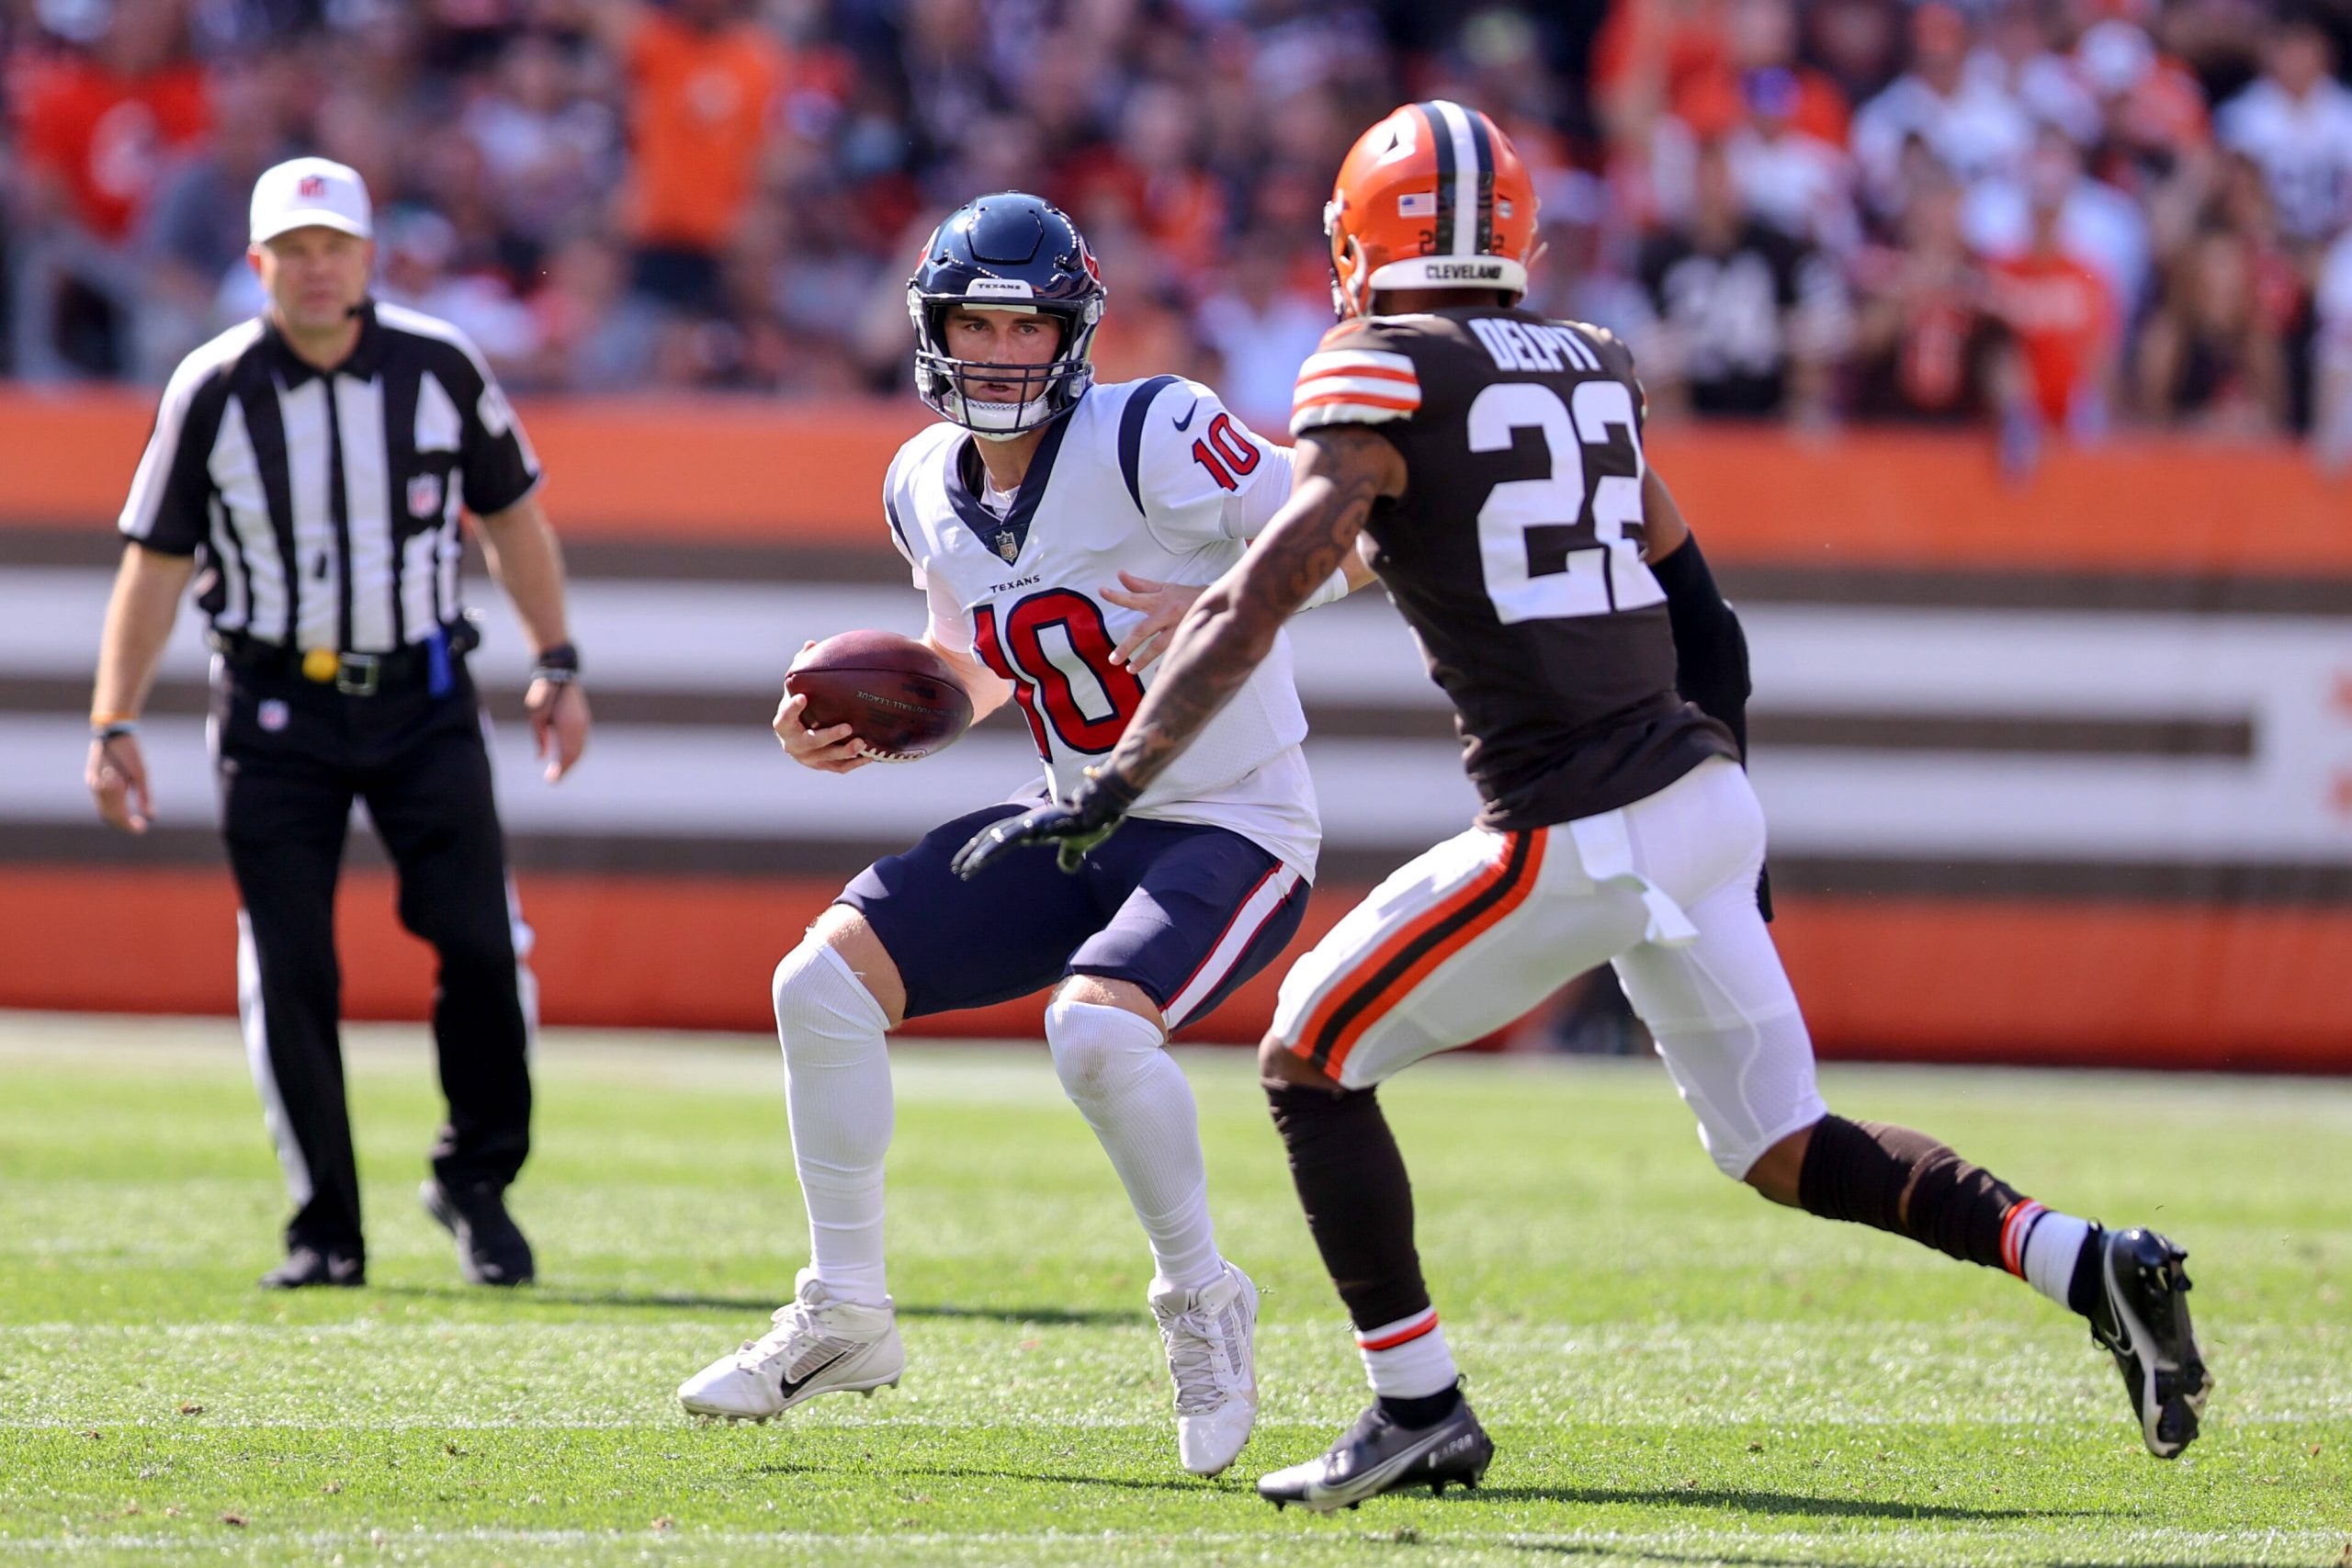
[1045,995,1164,1102]
[774,942,888,1065]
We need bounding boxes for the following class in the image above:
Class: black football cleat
[1258,1400,1493,1513]
[421,1179,536,1287]
[2086,1225,2211,1458]
[259,1245,365,1290]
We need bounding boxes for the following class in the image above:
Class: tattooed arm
[952,426,1407,877]
[1099,425,1401,793]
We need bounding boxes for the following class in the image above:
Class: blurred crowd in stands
[6,0,2352,461]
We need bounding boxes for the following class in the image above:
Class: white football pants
[1269,757,1826,1179]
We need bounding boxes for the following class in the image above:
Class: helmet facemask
[1326,197,1372,319]
[910,295,1101,441]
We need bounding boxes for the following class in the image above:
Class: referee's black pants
[212,654,533,1258]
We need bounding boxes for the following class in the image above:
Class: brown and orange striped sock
[1796,1115,2098,1315]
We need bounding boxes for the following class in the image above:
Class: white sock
[1045,996,1223,1292]
[1356,1308,1458,1399]
[775,942,893,1306]
[2004,1201,2094,1314]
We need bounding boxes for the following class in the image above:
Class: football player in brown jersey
[957,101,2210,1509]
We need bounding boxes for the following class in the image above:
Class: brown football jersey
[1292,306,1736,831]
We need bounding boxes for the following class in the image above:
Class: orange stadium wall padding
[11,386,2352,567]
[5,389,2350,1070]
[1,868,2345,1071]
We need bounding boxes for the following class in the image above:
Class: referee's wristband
[528,642,580,686]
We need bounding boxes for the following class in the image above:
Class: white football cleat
[1150,1261,1259,1476]
[678,1269,904,1422]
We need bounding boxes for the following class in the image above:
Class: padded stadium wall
[3,389,2347,1071]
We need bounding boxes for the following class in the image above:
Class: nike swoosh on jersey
[1171,400,1200,430]
[775,1347,853,1399]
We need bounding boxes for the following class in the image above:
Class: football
[786,629,974,761]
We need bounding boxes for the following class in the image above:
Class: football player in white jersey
[677,193,1372,1476]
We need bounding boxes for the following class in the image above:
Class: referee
[84,158,591,1291]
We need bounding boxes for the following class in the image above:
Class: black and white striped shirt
[119,301,541,654]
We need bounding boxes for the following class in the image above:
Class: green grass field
[1,1012,2346,1567]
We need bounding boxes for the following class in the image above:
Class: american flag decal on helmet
[298,175,328,198]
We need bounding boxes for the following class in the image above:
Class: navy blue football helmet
[908,192,1106,439]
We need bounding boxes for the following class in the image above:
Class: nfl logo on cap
[251,157,373,244]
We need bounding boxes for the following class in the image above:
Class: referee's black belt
[211,621,479,696]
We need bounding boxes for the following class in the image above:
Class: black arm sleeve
[1654,533,1772,920]
[1654,533,1749,754]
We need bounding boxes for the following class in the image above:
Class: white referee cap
[250,157,373,244]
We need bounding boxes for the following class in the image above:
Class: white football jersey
[883,377,1320,878]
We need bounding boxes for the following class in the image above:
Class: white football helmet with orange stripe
[1322,100,1540,320]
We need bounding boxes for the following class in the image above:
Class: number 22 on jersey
[972,591,1146,756]
[1470,379,1664,624]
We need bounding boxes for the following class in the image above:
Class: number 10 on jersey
[1470,379,1664,624]
[973,591,1145,756]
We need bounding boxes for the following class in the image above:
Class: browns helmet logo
[1373,113,1418,166]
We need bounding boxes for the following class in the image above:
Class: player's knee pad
[1647,1005,1828,1180]
[772,942,888,1064]
[1044,995,1163,1104]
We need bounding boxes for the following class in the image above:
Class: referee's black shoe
[421,1179,536,1287]
[259,1245,365,1290]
